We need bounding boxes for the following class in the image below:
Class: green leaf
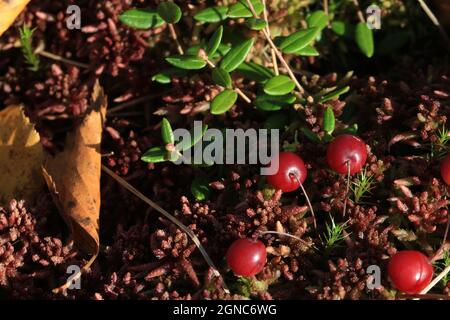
[141,146,167,163]
[220,38,254,72]
[191,177,211,201]
[331,21,346,36]
[263,75,295,96]
[186,44,203,55]
[235,62,273,82]
[228,0,263,18]
[255,94,296,111]
[245,18,267,31]
[161,118,174,145]
[157,2,182,24]
[300,127,321,143]
[166,55,206,70]
[319,86,350,103]
[216,43,232,58]
[175,124,208,152]
[212,68,232,88]
[211,90,238,114]
[263,113,289,130]
[323,107,335,134]
[279,27,319,54]
[206,26,223,57]
[355,22,374,58]
[119,9,165,29]
[306,10,328,30]
[295,45,319,56]
[152,68,188,84]
[343,123,358,135]
[194,6,228,23]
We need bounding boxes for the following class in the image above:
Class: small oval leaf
[279,27,319,54]
[245,18,268,31]
[255,94,296,111]
[175,124,208,151]
[194,6,228,23]
[355,22,374,58]
[306,10,328,30]
[295,45,319,56]
[157,2,182,24]
[191,177,211,201]
[263,75,295,96]
[300,127,322,143]
[319,86,350,103]
[235,61,273,82]
[212,68,232,88]
[220,38,255,72]
[211,90,238,114]
[166,55,207,70]
[119,9,165,29]
[152,68,188,84]
[331,21,346,36]
[323,107,335,134]
[228,0,263,18]
[141,146,167,163]
[206,26,223,57]
[161,118,174,145]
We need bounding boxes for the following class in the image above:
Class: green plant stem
[245,0,305,95]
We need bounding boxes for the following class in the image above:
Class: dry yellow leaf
[0,0,31,37]
[0,105,44,205]
[42,81,106,256]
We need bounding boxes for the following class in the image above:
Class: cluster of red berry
[226,134,450,295]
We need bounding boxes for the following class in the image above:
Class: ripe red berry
[387,250,433,294]
[440,154,450,185]
[326,134,367,175]
[226,238,267,277]
[266,152,307,192]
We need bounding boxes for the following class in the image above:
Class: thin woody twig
[261,0,278,75]
[417,0,450,49]
[245,0,305,95]
[420,263,450,294]
[351,0,366,23]
[168,24,184,55]
[35,42,89,69]
[101,165,230,293]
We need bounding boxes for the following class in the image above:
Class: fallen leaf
[0,0,31,37]
[42,81,106,256]
[0,105,44,205]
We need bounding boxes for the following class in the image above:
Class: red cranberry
[387,250,433,294]
[266,152,307,192]
[326,134,367,174]
[226,238,267,277]
[440,154,450,185]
